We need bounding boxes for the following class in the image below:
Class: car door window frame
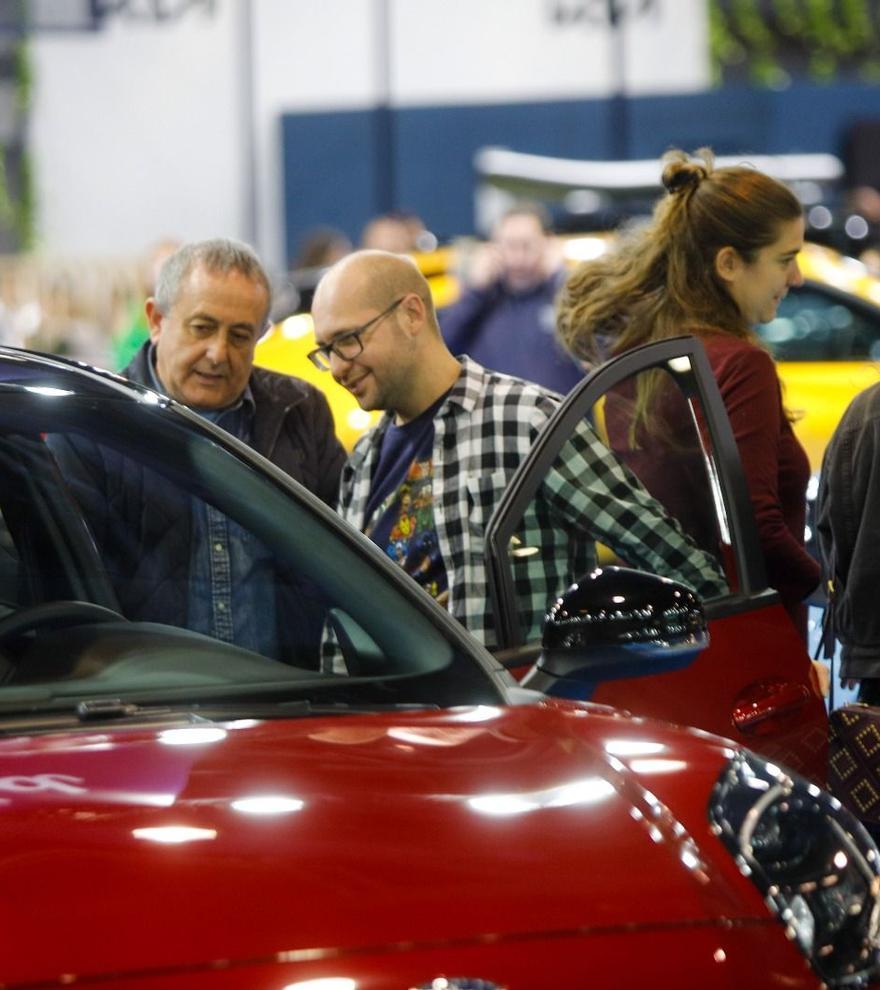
[484,335,773,651]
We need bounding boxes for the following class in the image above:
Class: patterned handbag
[828,704,880,824]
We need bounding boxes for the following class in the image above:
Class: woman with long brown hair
[557,148,820,635]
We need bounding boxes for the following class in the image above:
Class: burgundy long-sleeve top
[605,332,820,624]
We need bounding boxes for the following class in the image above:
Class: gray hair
[154,238,272,319]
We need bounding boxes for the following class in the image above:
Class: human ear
[399,292,426,335]
[145,298,164,343]
[714,246,742,285]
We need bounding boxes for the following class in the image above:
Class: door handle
[732,680,811,735]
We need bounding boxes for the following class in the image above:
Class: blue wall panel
[766,83,880,154]
[281,109,382,265]
[628,88,775,158]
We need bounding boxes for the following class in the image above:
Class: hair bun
[660,148,714,196]
[662,162,705,195]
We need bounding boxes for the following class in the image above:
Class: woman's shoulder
[696,329,775,375]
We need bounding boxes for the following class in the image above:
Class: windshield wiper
[76,698,145,721]
[192,700,440,719]
[74,698,224,722]
[74,698,438,723]
[0,697,442,734]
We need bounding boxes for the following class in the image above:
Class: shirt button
[217,602,226,611]
[214,543,224,553]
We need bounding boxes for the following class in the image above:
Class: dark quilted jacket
[54,347,346,665]
[817,382,880,679]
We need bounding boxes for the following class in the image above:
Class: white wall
[30,2,246,258]
[30,0,709,268]
[391,0,708,105]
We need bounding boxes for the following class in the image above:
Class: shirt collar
[350,356,483,469]
[441,355,486,416]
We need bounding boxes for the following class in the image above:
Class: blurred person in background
[112,237,181,370]
[439,202,583,394]
[361,211,434,254]
[271,225,353,321]
[842,119,880,268]
[294,226,353,270]
[557,148,820,641]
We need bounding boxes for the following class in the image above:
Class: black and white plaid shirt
[339,357,727,648]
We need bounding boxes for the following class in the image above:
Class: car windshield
[0,357,503,723]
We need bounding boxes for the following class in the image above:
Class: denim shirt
[147,348,279,658]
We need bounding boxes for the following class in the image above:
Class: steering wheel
[0,601,126,646]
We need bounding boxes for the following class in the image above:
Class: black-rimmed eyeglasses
[308,297,405,371]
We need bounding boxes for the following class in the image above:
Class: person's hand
[811,659,830,698]
[541,237,565,279]
[465,243,504,291]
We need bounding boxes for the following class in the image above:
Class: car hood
[0,700,773,986]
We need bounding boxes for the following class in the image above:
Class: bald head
[311,250,461,424]
[313,250,438,328]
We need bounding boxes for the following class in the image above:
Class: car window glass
[500,363,731,648]
[0,391,497,711]
[0,432,103,611]
[0,502,19,612]
[758,285,880,360]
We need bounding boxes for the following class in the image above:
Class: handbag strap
[816,580,837,661]
[814,578,838,712]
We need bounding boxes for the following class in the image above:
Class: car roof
[0,345,150,401]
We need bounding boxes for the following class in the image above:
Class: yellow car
[257,239,880,466]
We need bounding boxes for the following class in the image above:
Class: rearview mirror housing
[522,566,709,699]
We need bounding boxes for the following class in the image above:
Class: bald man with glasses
[310,250,726,650]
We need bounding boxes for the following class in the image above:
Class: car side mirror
[521,566,709,699]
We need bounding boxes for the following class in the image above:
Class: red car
[0,345,873,988]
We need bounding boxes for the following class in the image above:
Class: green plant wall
[710,0,880,86]
[0,36,34,251]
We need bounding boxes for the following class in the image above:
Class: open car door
[485,336,828,783]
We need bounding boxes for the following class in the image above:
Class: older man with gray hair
[119,237,345,661]
[125,237,344,501]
